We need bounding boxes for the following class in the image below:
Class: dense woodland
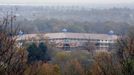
[0,5,134,34]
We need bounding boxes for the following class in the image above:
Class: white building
[16,32,118,50]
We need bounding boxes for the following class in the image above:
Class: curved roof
[16,32,118,41]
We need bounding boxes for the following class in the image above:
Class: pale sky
[0,0,134,5]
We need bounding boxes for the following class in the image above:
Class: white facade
[16,32,118,50]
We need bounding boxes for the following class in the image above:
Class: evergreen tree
[27,42,51,63]
[38,42,51,61]
[38,42,47,53]
[27,43,40,63]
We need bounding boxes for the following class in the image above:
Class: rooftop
[16,32,118,41]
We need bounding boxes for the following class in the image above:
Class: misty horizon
[0,3,134,9]
[0,0,134,8]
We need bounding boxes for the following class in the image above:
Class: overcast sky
[0,0,134,5]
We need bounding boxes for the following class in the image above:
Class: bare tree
[116,27,134,75]
[84,38,96,55]
[91,51,122,75]
[0,11,27,75]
